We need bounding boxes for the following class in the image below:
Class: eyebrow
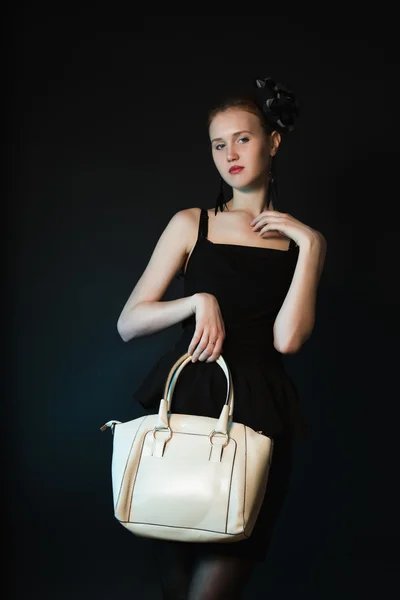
[211,130,253,143]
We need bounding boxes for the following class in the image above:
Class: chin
[240,172,267,191]
[234,180,257,192]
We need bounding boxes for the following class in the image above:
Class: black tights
[154,436,293,599]
[155,540,258,600]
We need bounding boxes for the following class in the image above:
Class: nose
[226,144,239,162]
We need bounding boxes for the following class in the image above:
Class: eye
[214,143,225,151]
[238,137,249,144]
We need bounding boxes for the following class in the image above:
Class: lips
[229,166,244,174]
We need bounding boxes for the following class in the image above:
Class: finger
[188,329,205,355]
[250,211,270,226]
[191,331,212,362]
[197,335,220,362]
[252,217,271,230]
[198,327,221,361]
[256,213,288,229]
[204,330,224,361]
[252,215,280,229]
[197,337,219,362]
[258,224,280,236]
[205,338,224,362]
[251,215,267,228]
[250,210,278,226]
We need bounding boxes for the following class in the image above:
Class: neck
[224,175,274,218]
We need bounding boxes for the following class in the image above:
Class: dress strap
[198,208,209,240]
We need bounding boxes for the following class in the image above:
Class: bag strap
[155,352,234,435]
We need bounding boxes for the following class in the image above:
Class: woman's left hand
[250,210,323,247]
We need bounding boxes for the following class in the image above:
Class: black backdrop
[7,9,400,599]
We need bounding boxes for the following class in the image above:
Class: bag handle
[155,352,234,436]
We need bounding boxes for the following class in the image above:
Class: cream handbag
[101,352,274,543]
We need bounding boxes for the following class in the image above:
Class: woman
[117,77,327,599]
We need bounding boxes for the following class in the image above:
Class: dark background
[7,8,400,599]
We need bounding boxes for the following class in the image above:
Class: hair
[207,96,275,136]
[207,77,300,214]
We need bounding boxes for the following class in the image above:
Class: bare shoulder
[164,206,202,256]
[170,206,201,239]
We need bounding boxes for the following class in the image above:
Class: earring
[267,157,278,210]
[214,176,227,215]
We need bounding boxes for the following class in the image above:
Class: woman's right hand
[189,293,225,363]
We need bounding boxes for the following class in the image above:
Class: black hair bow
[255,77,299,134]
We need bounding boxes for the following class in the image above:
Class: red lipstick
[229,166,244,174]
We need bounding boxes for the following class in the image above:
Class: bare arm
[120,296,197,340]
[117,209,197,341]
[273,233,327,353]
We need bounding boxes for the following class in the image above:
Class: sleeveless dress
[132,207,310,562]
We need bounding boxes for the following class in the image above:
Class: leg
[154,540,197,600]
[187,554,258,600]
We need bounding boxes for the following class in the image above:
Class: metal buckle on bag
[209,429,229,448]
[152,425,172,443]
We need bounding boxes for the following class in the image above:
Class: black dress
[132,207,310,562]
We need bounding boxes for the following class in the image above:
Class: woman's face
[209,108,280,190]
